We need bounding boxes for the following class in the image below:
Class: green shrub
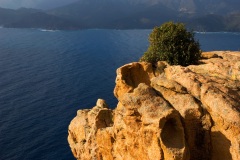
[140,21,201,66]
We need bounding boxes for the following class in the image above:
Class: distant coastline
[1,26,240,33]
[0,0,240,32]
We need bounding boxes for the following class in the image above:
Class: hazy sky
[0,0,79,9]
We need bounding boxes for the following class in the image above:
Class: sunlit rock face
[68,51,240,160]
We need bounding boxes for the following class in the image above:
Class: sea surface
[0,28,239,160]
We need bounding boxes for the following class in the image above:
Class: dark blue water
[0,28,239,160]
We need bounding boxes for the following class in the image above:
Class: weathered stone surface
[68,51,240,160]
[114,83,189,160]
[68,99,113,159]
[151,76,212,160]
[114,62,155,98]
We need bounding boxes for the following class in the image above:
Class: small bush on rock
[140,22,201,66]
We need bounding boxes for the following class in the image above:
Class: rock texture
[68,51,240,160]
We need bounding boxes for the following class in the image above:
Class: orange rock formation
[68,51,240,160]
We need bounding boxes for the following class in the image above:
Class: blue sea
[0,28,239,160]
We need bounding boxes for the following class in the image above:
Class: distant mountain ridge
[0,0,240,31]
[0,7,80,29]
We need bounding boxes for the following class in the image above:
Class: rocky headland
[68,51,240,160]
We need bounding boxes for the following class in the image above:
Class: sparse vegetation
[140,22,201,66]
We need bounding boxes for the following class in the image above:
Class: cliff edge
[68,51,240,160]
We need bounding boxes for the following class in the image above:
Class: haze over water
[0,28,239,160]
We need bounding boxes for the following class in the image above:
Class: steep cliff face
[68,51,240,160]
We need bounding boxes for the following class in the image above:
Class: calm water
[0,28,239,160]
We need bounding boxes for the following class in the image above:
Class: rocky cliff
[68,51,240,160]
